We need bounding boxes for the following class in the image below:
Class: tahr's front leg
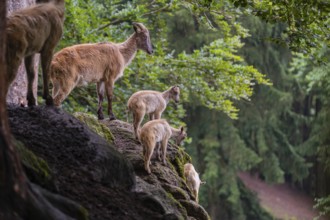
[105,80,116,120]
[25,55,36,106]
[97,82,105,120]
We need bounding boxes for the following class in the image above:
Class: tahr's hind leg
[25,55,36,106]
[41,50,55,105]
[104,79,116,120]
[133,111,144,140]
[97,82,105,120]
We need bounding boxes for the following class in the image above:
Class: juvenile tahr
[184,163,206,203]
[51,22,153,120]
[5,0,65,105]
[139,119,186,174]
[127,86,180,139]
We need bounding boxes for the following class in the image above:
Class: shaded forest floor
[239,172,325,220]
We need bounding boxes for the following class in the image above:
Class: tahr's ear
[180,126,184,133]
[133,22,143,33]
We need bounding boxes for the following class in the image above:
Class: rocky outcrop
[102,119,210,220]
[7,105,210,220]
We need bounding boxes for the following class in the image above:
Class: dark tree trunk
[0,1,28,219]
[6,0,39,106]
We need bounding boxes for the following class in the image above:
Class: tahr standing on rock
[5,0,65,106]
[139,119,186,174]
[50,22,153,120]
[127,86,180,139]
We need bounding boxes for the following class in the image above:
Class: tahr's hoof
[45,97,54,106]
[109,116,116,121]
[98,114,104,120]
[28,102,36,107]
[27,98,36,107]
[20,100,27,107]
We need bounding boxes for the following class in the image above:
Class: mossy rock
[179,200,211,220]
[73,112,114,144]
[14,140,54,189]
[135,176,187,220]
[102,119,211,219]
[101,119,134,141]
[162,183,190,201]
[167,144,191,179]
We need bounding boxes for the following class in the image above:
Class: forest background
[29,0,330,219]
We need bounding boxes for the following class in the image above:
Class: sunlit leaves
[232,0,330,55]
[162,37,270,118]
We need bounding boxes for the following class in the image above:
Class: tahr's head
[133,22,153,55]
[170,86,180,103]
[175,126,187,146]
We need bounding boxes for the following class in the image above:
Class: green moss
[15,140,51,181]
[165,192,186,220]
[106,125,132,140]
[163,183,190,201]
[78,205,89,220]
[171,146,192,179]
[73,112,114,144]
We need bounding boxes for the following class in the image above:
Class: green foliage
[183,14,326,219]
[171,37,269,118]
[314,196,330,220]
[234,16,317,186]
[185,108,263,218]
[192,0,330,56]
[239,180,274,220]
[290,47,330,218]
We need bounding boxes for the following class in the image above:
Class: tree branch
[89,1,173,34]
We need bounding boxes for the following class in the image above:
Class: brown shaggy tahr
[5,0,65,106]
[139,119,186,174]
[50,22,153,120]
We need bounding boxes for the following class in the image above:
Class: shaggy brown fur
[127,86,180,139]
[139,119,186,174]
[50,23,153,120]
[5,0,65,106]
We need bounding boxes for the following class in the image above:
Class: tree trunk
[0,1,28,218]
[6,0,39,106]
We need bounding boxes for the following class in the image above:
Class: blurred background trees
[45,0,329,219]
